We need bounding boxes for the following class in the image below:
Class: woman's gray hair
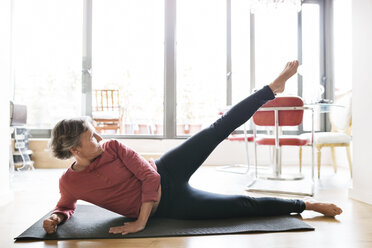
[49,117,93,160]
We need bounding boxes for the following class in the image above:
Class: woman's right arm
[43,182,77,234]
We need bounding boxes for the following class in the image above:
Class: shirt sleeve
[51,180,77,223]
[112,140,160,203]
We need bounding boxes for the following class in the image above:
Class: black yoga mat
[15,205,314,241]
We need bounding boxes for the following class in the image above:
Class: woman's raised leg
[156,61,299,183]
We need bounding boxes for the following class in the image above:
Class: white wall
[0,0,13,206]
[348,0,372,205]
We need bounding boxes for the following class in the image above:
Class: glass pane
[13,0,83,128]
[254,6,298,95]
[301,3,321,131]
[92,0,164,135]
[333,0,352,95]
[177,0,226,136]
[254,5,298,131]
[232,0,251,105]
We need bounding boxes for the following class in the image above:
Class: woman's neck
[72,157,91,171]
[72,154,101,172]
[72,161,89,172]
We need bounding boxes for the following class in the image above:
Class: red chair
[252,96,314,182]
[228,134,254,142]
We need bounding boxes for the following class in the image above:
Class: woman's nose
[94,133,103,142]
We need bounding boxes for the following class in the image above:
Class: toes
[292,60,299,68]
[331,204,343,215]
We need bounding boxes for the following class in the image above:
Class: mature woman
[43,61,342,235]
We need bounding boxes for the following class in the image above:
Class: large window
[231,0,251,105]
[254,6,298,95]
[12,0,83,129]
[176,0,226,135]
[92,0,164,135]
[333,0,352,95]
[12,0,328,138]
[301,3,321,131]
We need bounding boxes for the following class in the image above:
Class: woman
[43,61,342,235]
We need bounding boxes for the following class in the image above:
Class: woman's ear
[70,147,80,157]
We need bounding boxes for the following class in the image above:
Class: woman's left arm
[108,140,161,235]
[109,201,154,235]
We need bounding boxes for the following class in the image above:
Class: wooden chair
[92,89,123,134]
[300,90,352,178]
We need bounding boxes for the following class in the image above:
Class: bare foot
[305,199,343,217]
[269,60,299,94]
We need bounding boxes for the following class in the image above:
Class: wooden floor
[2,164,372,248]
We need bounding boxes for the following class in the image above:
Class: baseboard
[0,189,14,207]
[348,188,372,205]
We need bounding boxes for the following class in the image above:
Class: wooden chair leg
[299,147,302,173]
[346,145,353,177]
[317,147,322,179]
[330,146,337,173]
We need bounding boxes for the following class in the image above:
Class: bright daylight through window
[12,0,82,129]
[12,0,342,138]
[92,0,164,135]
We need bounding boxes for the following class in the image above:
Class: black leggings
[154,85,306,219]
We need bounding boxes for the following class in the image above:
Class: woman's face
[76,129,103,161]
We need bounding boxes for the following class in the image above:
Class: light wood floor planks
[2,164,372,248]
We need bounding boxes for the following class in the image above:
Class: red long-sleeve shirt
[51,139,161,221]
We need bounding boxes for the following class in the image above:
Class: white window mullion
[164,0,177,138]
[226,0,232,106]
[250,12,255,91]
[82,0,93,117]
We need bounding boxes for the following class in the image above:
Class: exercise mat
[15,205,314,241]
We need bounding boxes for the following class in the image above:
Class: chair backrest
[253,96,304,126]
[330,90,352,134]
[93,89,120,112]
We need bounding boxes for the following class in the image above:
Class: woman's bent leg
[156,85,275,183]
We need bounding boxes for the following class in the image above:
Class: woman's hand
[43,213,64,234]
[109,221,146,235]
[109,201,153,235]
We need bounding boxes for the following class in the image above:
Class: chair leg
[254,142,258,178]
[346,145,353,178]
[317,146,322,179]
[299,147,302,173]
[330,146,337,173]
